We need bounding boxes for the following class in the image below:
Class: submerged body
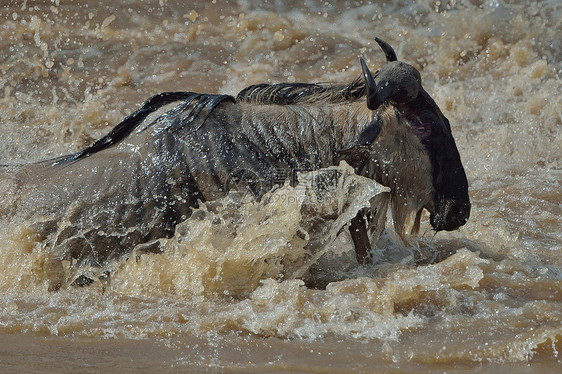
[1,39,469,268]
[1,2,560,370]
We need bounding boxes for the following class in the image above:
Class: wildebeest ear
[337,117,381,165]
[337,146,369,167]
[355,116,382,146]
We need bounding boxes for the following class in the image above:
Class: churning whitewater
[0,0,560,372]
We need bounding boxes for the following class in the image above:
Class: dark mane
[50,92,233,166]
[46,76,366,167]
[235,76,366,105]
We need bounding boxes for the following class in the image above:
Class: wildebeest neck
[339,105,435,236]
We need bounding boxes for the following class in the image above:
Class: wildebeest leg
[350,208,372,265]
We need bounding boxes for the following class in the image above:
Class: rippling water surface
[0,0,560,372]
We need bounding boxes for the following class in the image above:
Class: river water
[0,0,560,372]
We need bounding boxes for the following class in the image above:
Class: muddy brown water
[0,0,560,372]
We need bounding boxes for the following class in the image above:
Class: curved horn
[360,38,422,110]
[374,37,397,62]
[360,57,382,110]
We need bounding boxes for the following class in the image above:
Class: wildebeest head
[360,37,470,233]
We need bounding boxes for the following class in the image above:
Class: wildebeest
[0,38,469,274]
